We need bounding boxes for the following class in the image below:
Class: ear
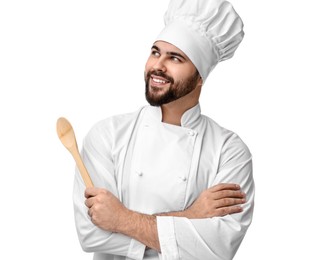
[198,77,203,88]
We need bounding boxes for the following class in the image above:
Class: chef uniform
[73,0,254,259]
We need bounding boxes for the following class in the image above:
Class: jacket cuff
[126,239,146,260]
[157,216,179,259]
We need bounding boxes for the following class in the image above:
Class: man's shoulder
[201,114,251,155]
[87,106,146,138]
[201,114,233,137]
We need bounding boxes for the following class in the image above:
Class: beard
[145,70,200,106]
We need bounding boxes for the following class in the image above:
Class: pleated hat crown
[156,0,244,82]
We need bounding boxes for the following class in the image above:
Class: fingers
[84,187,106,209]
[210,183,245,200]
[84,187,102,198]
[215,197,246,209]
[84,188,113,209]
[213,189,246,200]
[210,183,240,192]
[209,183,246,214]
[85,197,94,208]
[216,205,243,217]
[211,184,245,216]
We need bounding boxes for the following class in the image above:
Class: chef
[73,0,255,259]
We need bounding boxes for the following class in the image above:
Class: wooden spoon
[56,117,94,187]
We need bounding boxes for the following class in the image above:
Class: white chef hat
[155,0,244,82]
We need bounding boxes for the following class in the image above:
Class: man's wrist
[155,209,190,218]
[115,209,160,252]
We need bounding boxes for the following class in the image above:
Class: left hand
[84,187,127,232]
[182,183,246,218]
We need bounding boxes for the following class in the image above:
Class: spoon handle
[70,147,94,188]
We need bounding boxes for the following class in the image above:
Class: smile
[153,78,166,83]
[151,75,170,84]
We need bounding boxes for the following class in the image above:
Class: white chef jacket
[73,104,254,260]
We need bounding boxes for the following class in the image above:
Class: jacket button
[180,176,187,182]
[188,130,195,136]
[136,171,143,177]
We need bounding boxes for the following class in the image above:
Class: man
[73,0,254,259]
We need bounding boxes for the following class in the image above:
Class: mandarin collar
[146,103,202,129]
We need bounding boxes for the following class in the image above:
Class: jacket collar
[147,103,202,129]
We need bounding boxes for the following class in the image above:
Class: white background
[1,0,312,259]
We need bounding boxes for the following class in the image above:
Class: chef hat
[155,0,244,82]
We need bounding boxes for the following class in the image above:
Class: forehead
[153,41,191,61]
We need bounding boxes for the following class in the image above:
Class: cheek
[144,66,150,80]
[144,59,153,73]
[175,67,197,81]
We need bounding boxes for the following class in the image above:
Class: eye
[171,56,182,63]
[151,50,160,57]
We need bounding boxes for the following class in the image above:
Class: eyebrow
[151,45,187,61]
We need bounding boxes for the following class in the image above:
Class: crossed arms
[73,121,254,259]
[84,183,246,252]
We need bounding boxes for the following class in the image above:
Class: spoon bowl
[57,117,77,151]
[56,117,94,187]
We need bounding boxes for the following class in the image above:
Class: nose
[152,57,166,72]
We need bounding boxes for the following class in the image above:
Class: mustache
[147,70,174,84]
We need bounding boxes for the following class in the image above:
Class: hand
[84,188,127,232]
[85,188,160,251]
[183,183,246,219]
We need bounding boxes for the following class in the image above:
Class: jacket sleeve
[73,120,146,260]
[156,133,255,260]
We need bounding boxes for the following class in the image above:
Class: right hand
[183,183,246,219]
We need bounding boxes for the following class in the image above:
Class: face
[144,41,201,106]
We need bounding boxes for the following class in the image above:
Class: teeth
[152,78,167,84]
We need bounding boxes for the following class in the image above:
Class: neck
[161,85,201,126]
